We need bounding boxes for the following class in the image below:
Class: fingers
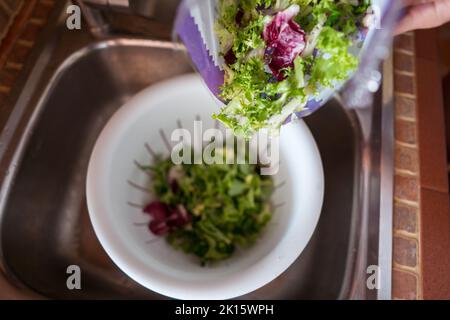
[395,0,450,35]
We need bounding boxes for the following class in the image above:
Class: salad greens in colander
[140,151,274,264]
[213,0,371,137]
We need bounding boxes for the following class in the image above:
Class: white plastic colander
[86,74,324,299]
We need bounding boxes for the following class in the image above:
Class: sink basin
[0,9,393,300]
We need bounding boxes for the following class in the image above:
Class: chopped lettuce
[214,0,370,138]
[309,26,359,89]
[143,153,274,264]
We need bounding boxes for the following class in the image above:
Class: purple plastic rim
[174,0,224,97]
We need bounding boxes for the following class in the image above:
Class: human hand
[395,0,450,35]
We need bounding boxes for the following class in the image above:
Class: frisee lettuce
[144,152,274,264]
[214,0,370,138]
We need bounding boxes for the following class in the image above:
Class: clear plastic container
[174,0,402,118]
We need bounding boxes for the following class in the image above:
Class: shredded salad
[140,151,274,264]
[213,0,371,137]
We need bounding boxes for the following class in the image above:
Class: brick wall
[392,32,422,300]
[0,1,24,43]
[0,0,55,112]
[393,28,450,300]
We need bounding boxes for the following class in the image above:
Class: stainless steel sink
[0,2,393,300]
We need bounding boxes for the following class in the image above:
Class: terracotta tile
[395,144,419,173]
[392,269,418,300]
[394,51,414,73]
[444,75,450,161]
[394,73,415,95]
[394,175,419,202]
[415,29,438,61]
[415,28,447,193]
[394,34,414,52]
[394,203,418,234]
[0,90,7,104]
[393,236,418,268]
[395,119,417,145]
[19,22,42,43]
[31,2,53,21]
[2,0,23,12]
[0,6,9,30]
[0,67,19,87]
[8,43,31,63]
[420,188,450,299]
[415,56,449,193]
[439,25,450,75]
[0,0,35,67]
[395,95,416,119]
